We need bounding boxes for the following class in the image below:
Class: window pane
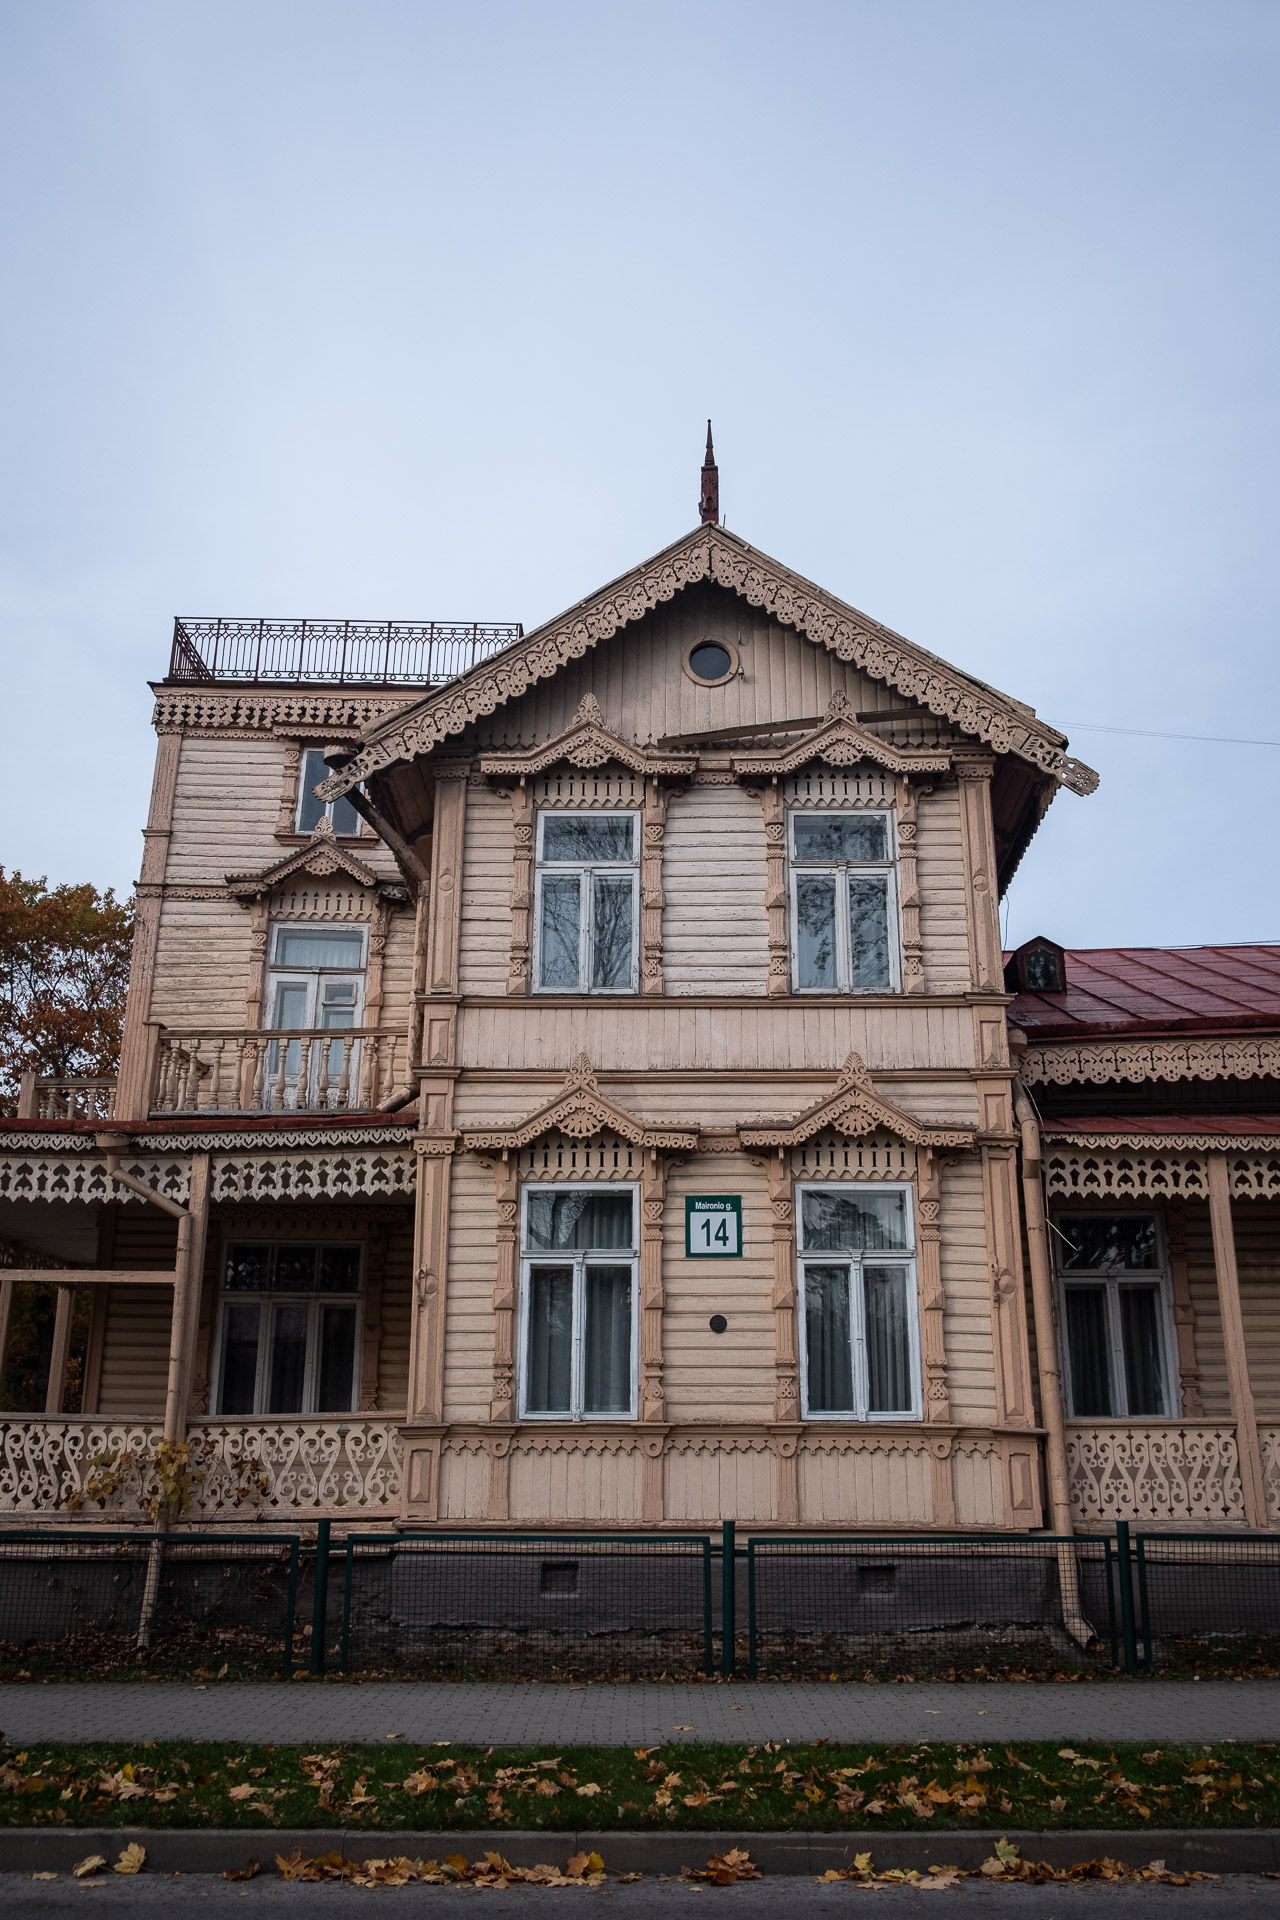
[1064,1286,1114,1416]
[584,1265,633,1413]
[276,929,365,969]
[316,1306,357,1412]
[526,1267,573,1413]
[330,790,362,837]
[219,1303,261,1413]
[795,874,838,988]
[542,814,634,862]
[1058,1215,1157,1271]
[1121,1287,1168,1416]
[538,874,581,988]
[267,1304,309,1413]
[848,874,891,990]
[318,1246,361,1291]
[274,1246,318,1289]
[591,873,633,988]
[272,982,309,1031]
[864,1266,912,1413]
[800,1189,909,1252]
[525,1191,633,1251]
[297,750,328,834]
[792,814,888,863]
[225,1245,273,1291]
[804,1266,855,1413]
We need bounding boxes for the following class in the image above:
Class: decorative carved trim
[732,691,952,779]
[210,1148,415,1203]
[916,1151,950,1429]
[641,776,668,996]
[790,1135,919,1181]
[318,527,1096,797]
[0,1123,415,1155]
[739,1053,975,1150]
[1022,1036,1280,1087]
[894,773,927,993]
[1045,1127,1280,1152]
[0,1156,191,1206]
[462,1056,699,1153]
[1045,1147,1280,1200]
[479,694,697,780]
[226,819,406,903]
[758,785,789,996]
[506,780,535,995]
[152,692,416,734]
[1066,1421,1245,1525]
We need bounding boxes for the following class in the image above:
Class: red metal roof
[1042,1113,1280,1137]
[1006,944,1280,1039]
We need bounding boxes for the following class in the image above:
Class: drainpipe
[1010,1087,1094,1647]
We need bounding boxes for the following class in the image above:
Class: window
[534,812,639,993]
[1055,1213,1173,1418]
[683,638,738,685]
[797,1184,919,1419]
[296,747,363,836]
[789,811,898,993]
[266,925,366,1098]
[519,1186,637,1419]
[214,1244,361,1416]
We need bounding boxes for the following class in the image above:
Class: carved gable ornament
[226,819,409,905]
[462,1055,699,1154]
[731,691,953,780]
[738,1052,975,1150]
[477,694,697,781]
[318,525,1098,800]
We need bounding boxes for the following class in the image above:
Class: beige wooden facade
[2,524,1277,1533]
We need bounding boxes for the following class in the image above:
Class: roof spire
[699,419,719,524]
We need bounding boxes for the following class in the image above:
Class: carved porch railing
[1066,1421,1247,1526]
[0,1417,402,1521]
[150,1029,408,1115]
[16,1075,117,1122]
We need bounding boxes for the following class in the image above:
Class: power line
[1061,721,1280,748]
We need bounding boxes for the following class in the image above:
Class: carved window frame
[275,740,370,843]
[1052,1207,1179,1420]
[786,805,902,995]
[531,807,642,996]
[515,1180,641,1422]
[208,1239,365,1418]
[794,1179,921,1422]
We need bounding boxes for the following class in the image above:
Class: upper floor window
[534,811,639,993]
[296,748,363,837]
[1055,1212,1173,1418]
[790,811,899,993]
[797,1183,919,1420]
[214,1242,361,1416]
[519,1185,637,1419]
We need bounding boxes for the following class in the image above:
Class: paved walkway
[1,1679,1276,1747]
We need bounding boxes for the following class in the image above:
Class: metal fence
[339,1531,716,1680]
[0,1531,299,1676]
[168,618,523,688]
[1134,1527,1280,1673]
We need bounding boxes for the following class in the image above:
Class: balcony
[16,1076,117,1123]
[167,617,523,688]
[149,1028,410,1116]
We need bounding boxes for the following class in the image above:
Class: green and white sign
[685,1195,743,1257]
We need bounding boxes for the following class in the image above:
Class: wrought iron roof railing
[167,617,524,688]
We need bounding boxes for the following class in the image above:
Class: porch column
[1208,1152,1268,1529]
[0,1275,14,1396]
[44,1286,76,1415]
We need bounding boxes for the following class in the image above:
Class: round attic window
[683,639,738,686]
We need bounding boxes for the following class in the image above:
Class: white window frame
[517,1182,640,1421]
[210,1242,363,1418]
[796,1180,921,1421]
[787,808,901,994]
[296,747,366,837]
[1053,1210,1178,1419]
[532,809,641,995]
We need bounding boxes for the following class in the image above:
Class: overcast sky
[2,0,1276,951]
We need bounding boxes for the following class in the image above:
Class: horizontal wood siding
[96,1213,180,1416]
[1185,1205,1229,1420]
[663,786,769,995]
[458,784,512,995]
[939,1157,998,1424]
[164,736,284,886]
[916,785,972,995]
[661,1154,774,1422]
[376,1219,413,1415]
[150,900,255,1025]
[441,1154,496,1422]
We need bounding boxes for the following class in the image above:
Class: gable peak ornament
[699,420,719,525]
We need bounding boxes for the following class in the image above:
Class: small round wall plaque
[709,1314,728,1334]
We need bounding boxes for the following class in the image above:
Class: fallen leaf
[673,1725,694,1732]
[113,1844,146,1876]
[576,1781,602,1797]
[31,1873,58,1881]
[72,1856,106,1880]
[224,1862,259,1882]
[227,1783,256,1802]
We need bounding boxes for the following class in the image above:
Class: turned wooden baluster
[296,1036,313,1112]
[379,1034,397,1105]
[270,1036,288,1111]
[250,1039,266,1111]
[183,1041,201,1111]
[207,1038,224,1112]
[231,1038,246,1113]
[316,1032,332,1110]
[336,1035,353,1110]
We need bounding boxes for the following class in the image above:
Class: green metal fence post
[747,1539,758,1680]
[1115,1521,1138,1675]
[721,1520,736,1676]
[1135,1534,1154,1673]
[282,1537,299,1678]
[310,1519,331,1676]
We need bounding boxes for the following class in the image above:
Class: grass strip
[2,1738,1279,1832]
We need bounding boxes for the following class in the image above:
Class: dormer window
[1006,937,1068,995]
[789,810,899,993]
[296,748,363,837]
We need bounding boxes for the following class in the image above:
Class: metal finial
[699,420,719,525]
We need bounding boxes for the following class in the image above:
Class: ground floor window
[519,1185,637,1419]
[214,1243,361,1416]
[1054,1212,1173,1418]
[797,1183,919,1419]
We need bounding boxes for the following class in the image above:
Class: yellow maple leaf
[114,1844,146,1876]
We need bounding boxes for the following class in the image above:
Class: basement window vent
[540,1560,579,1596]
[857,1564,896,1597]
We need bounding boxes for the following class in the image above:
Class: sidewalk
[1,1679,1276,1748]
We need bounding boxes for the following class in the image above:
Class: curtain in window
[267,1303,309,1413]
[316,1306,357,1413]
[591,875,633,988]
[804,1265,855,1413]
[795,875,838,988]
[538,875,581,989]
[219,1303,261,1414]
[863,1266,911,1413]
[1120,1287,1167,1416]
[525,1191,633,1251]
[275,929,365,969]
[848,875,891,990]
[1064,1286,1113,1416]
[800,1189,909,1252]
[583,1266,632,1413]
[526,1267,573,1413]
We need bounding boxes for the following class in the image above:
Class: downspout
[1010,1087,1093,1646]
[96,1136,195,1655]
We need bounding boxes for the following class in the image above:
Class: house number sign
[685,1195,742,1257]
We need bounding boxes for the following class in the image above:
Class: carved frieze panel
[210,1148,415,1204]
[0,1156,191,1206]
[1021,1036,1280,1087]
[518,1133,643,1181]
[790,1134,918,1181]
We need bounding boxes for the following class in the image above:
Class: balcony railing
[16,1075,117,1122]
[168,617,523,688]
[151,1028,408,1115]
